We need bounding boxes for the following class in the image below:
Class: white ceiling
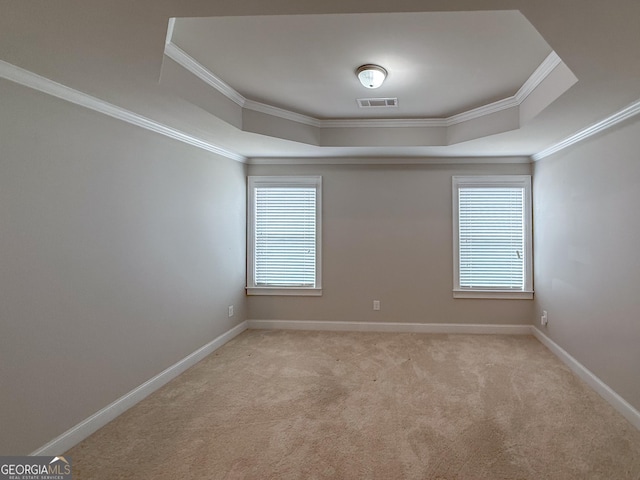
[172,11,551,119]
[1,0,640,162]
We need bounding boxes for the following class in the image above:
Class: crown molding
[322,94,519,129]
[515,51,561,103]
[532,98,640,161]
[165,41,561,130]
[244,99,321,127]
[445,52,561,126]
[446,96,519,126]
[165,17,176,46]
[247,156,531,166]
[164,43,246,107]
[0,59,246,163]
[320,118,447,128]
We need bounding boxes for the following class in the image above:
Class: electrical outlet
[373,300,380,311]
[541,310,548,326]
[228,305,234,318]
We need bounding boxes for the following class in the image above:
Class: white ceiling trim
[248,156,531,165]
[515,51,561,103]
[244,99,322,127]
[532,98,640,161]
[430,51,561,127]
[164,45,323,127]
[0,59,247,163]
[165,17,176,46]
[164,43,247,107]
[165,39,561,129]
[444,97,518,127]
[321,118,446,128]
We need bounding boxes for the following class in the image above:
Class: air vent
[357,98,398,108]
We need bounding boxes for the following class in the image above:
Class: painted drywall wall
[0,79,247,454]
[533,117,640,412]
[247,162,534,325]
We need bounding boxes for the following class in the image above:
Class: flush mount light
[356,64,387,89]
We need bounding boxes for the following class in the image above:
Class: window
[452,175,533,299]
[247,176,322,296]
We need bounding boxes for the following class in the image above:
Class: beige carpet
[67,330,640,479]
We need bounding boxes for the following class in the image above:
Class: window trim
[246,175,322,296]
[452,175,533,300]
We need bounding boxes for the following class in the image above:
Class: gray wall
[0,79,247,454]
[247,163,534,325]
[533,117,640,412]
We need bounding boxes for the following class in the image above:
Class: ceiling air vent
[357,97,398,108]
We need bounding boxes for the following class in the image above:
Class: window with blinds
[452,176,533,299]
[247,176,322,295]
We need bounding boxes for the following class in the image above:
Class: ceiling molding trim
[532,98,640,161]
[515,51,561,103]
[164,42,562,130]
[165,18,176,46]
[164,43,246,107]
[321,118,447,128]
[445,97,519,126]
[444,53,560,127]
[248,156,531,166]
[244,99,321,127]
[0,59,246,163]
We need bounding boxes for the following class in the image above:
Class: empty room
[1,1,639,479]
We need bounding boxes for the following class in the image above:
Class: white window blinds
[254,186,317,287]
[452,176,533,299]
[458,187,524,289]
[247,176,322,295]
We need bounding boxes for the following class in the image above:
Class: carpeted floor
[67,330,640,479]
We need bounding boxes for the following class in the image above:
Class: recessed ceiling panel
[172,11,552,119]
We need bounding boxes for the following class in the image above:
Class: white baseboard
[247,319,531,335]
[31,321,248,456]
[531,327,640,431]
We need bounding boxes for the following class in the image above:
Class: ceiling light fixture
[356,64,387,89]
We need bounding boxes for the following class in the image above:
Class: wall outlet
[541,310,548,326]
[228,305,234,318]
[373,300,380,311]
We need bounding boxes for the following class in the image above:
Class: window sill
[246,287,323,296]
[453,290,533,300]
